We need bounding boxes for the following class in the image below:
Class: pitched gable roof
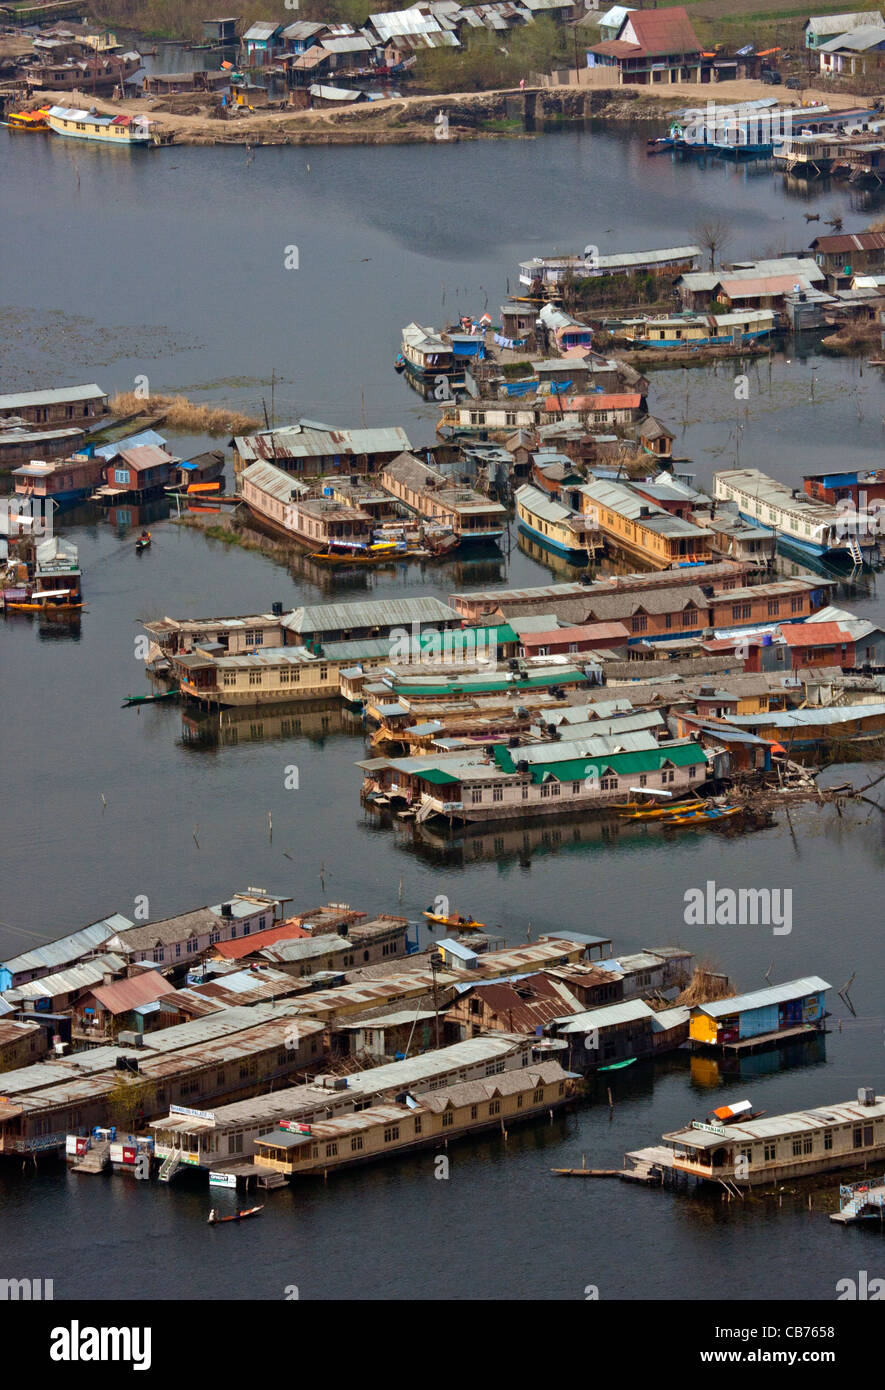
[618,5,701,55]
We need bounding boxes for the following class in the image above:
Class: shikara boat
[664,806,742,828]
[3,588,82,614]
[135,530,152,552]
[122,687,180,707]
[207,1205,264,1225]
[5,108,50,131]
[423,909,485,930]
[618,799,706,821]
[310,540,405,567]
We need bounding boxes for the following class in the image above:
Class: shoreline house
[805,10,884,47]
[816,24,885,75]
[689,977,830,1051]
[586,6,703,84]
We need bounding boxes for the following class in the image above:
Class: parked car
[785,75,802,90]
[761,69,782,85]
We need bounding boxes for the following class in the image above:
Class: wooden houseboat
[661,1087,885,1187]
[12,451,103,505]
[580,478,714,570]
[714,467,871,563]
[238,460,373,547]
[689,977,830,1051]
[252,1060,576,1179]
[399,323,469,389]
[46,105,160,144]
[171,643,339,707]
[515,483,601,561]
[379,452,507,546]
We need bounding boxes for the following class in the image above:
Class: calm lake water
[1,124,884,1301]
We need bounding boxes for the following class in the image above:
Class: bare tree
[695,217,733,272]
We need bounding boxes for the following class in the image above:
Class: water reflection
[179,697,362,750]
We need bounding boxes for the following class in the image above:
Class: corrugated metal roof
[89,971,178,1015]
[665,1092,885,1147]
[283,596,460,636]
[2,915,132,977]
[0,383,106,411]
[240,460,309,504]
[697,976,831,1018]
[244,21,281,40]
[4,954,127,1002]
[552,999,654,1032]
[94,428,166,460]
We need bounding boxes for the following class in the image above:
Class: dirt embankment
[30,78,859,148]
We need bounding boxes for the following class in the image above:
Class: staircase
[71,1140,110,1174]
[158,1149,182,1183]
[846,534,863,566]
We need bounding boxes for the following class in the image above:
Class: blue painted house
[243,21,284,66]
[690,976,830,1048]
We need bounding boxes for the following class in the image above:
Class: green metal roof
[391,668,585,697]
[419,768,461,785]
[494,741,707,783]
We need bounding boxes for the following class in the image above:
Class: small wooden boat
[122,687,180,707]
[664,806,742,828]
[309,540,405,567]
[423,910,485,931]
[598,1057,637,1072]
[5,108,50,131]
[618,800,706,821]
[3,588,82,614]
[208,1205,264,1225]
[135,530,152,552]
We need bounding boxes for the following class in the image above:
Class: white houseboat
[714,467,869,563]
[46,106,160,144]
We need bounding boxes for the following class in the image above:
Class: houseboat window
[493,786,503,802]
[383,1126,400,1143]
[114,469,128,484]
[351,1136,363,1151]
[175,943,181,957]
[572,781,581,795]
[541,783,551,797]
[471,787,483,804]
[489,1101,501,1116]
[470,1106,478,1119]
[803,1136,813,1155]
[601,776,617,791]
[249,671,262,686]
[522,784,530,799]
[533,1088,544,1103]
[792,1138,803,1157]
[325,1143,338,1157]
[689,767,697,779]
[152,948,164,963]
[442,1111,453,1127]
[768,600,780,616]
[853,1126,863,1147]
[639,774,647,787]
[550,783,560,796]
[187,937,198,953]
[864,1125,874,1146]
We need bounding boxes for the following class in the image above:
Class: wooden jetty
[70,1139,110,1174]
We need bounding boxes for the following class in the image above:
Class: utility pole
[429,951,442,1049]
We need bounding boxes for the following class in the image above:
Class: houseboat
[252,1060,576,1180]
[399,323,468,390]
[170,643,340,707]
[580,478,714,570]
[165,450,225,493]
[238,460,373,547]
[660,1087,885,1187]
[515,483,601,561]
[714,467,871,563]
[358,736,710,824]
[379,452,507,546]
[620,309,775,348]
[46,106,159,145]
[13,452,103,506]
